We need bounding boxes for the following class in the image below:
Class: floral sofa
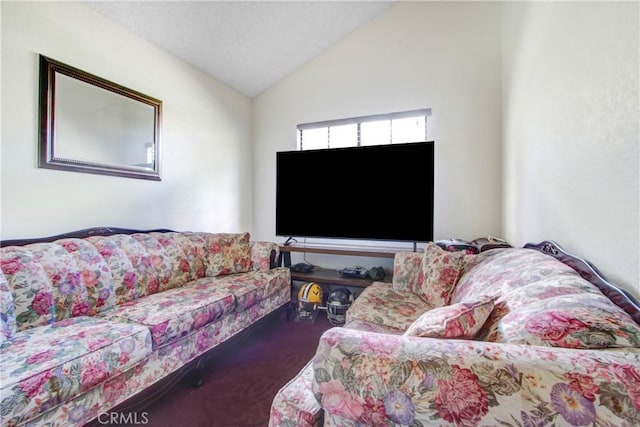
[0,228,291,427]
[270,241,640,426]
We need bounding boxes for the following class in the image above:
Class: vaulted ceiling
[83,1,395,98]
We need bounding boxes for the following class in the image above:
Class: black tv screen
[276,141,434,242]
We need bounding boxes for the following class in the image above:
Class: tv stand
[278,243,403,288]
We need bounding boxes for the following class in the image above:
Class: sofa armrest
[391,251,422,292]
[250,241,279,270]
[312,327,640,426]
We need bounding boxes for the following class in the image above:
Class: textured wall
[1,2,253,240]
[252,1,503,270]
[502,2,640,297]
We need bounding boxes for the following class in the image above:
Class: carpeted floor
[131,308,332,427]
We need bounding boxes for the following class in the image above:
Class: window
[296,109,431,150]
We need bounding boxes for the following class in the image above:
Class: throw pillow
[205,232,252,277]
[417,242,470,307]
[404,296,496,339]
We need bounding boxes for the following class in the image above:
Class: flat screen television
[276,141,434,243]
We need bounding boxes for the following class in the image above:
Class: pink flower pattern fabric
[0,317,151,425]
[0,272,16,341]
[269,361,323,427]
[55,238,117,315]
[312,327,640,427]
[250,241,279,271]
[404,297,495,339]
[205,233,252,276]
[450,249,640,349]
[271,246,640,427]
[0,231,290,426]
[2,246,61,331]
[345,282,433,331]
[417,242,471,307]
[391,251,423,293]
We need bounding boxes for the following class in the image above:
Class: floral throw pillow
[205,232,252,277]
[417,242,470,307]
[404,297,496,339]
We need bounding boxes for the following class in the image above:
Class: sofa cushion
[204,269,290,311]
[485,292,640,349]
[2,245,80,331]
[99,280,236,349]
[85,236,139,305]
[404,297,495,339]
[451,248,640,349]
[391,251,423,293]
[0,317,151,425]
[56,238,117,315]
[250,241,279,271]
[0,272,16,341]
[130,233,185,293]
[98,234,162,298]
[205,233,252,277]
[451,248,577,304]
[346,282,433,331]
[417,242,470,307]
[152,232,207,284]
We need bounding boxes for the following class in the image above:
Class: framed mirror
[39,55,162,180]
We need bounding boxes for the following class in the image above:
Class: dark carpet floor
[130,308,332,427]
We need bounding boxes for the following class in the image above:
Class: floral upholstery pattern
[85,236,139,305]
[0,231,290,426]
[205,232,252,277]
[24,244,90,322]
[344,319,404,335]
[98,280,236,349]
[198,268,290,312]
[96,234,159,299]
[452,248,576,304]
[404,296,495,339]
[312,327,640,427]
[2,246,60,331]
[250,241,279,271]
[487,292,640,349]
[269,361,323,427]
[55,238,117,315]
[345,282,433,331]
[21,290,290,427]
[130,233,184,292]
[153,232,208,285]
[0,272,16,341]
[0,316,151,426]
[270,246,640,427]
[450,249,640,349]
[391,251,423,293]
[417,242,470,307]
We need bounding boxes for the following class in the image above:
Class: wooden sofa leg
[189,371,204,388]
[182,357,205,388]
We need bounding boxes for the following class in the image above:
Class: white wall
[1,1,253,240]
[253,2,503,270]
[502,2,640,297]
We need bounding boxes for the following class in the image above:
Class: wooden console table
[278,243,405,288]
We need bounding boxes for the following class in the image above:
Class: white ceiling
[83,1,395,98]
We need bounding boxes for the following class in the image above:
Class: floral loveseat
[270,241,640,426]
[0,228,291,427]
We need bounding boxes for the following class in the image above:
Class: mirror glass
[39,55,162,180]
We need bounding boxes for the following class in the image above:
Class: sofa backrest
[0,230,263,335]
[452,248,640,349]
[0,271,16,342]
